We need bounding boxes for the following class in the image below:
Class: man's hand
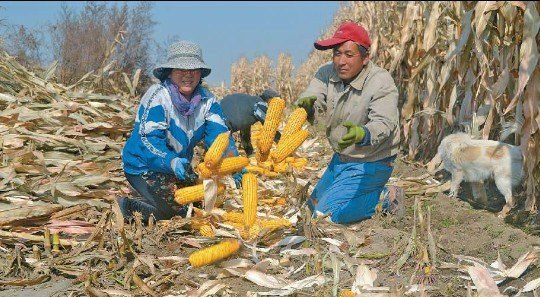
[295,96,317,112]
[337,121,366,150]
[171,157,191,181]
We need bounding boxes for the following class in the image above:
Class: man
[220,89,281,156]
[295,21,404,224]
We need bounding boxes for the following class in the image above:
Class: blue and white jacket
[122,83,238,175]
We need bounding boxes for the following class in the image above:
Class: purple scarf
[164,79,202,116]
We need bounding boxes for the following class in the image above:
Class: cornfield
[227,1,540,214]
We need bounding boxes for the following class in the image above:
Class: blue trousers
[307,154,394,224]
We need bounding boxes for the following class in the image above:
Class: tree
[50,1,155,93]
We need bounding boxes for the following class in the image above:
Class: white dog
[429,133,523,217]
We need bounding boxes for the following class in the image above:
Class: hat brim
[153,67,211,81]
[153,59,211,81]
[314,38,348,50]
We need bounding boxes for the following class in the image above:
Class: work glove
[295,96,317,112]
[171,157,192,181]
[337,121,366,151]
[295,96,317,124]
[232,168,247,189]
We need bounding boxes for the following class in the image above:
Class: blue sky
[0,1,339,86]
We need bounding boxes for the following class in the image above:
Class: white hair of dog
[429,132,523,217]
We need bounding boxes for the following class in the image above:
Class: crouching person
[220,88,282,156]
[295,21,404,224]
[118,40,239,222]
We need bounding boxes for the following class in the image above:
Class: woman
[118,40,239,221]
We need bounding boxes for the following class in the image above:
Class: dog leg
[494,175,514,218]
[449,171,463,198]
[470,181,488,207]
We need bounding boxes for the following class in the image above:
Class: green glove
[295,96,317,124]
[295,96,317,112]
[337,121,366,150]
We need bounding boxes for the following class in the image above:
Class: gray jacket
[297,61,400,162]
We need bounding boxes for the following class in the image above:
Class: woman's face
[170,68,201,98]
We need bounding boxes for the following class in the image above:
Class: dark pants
[118,172,187,221]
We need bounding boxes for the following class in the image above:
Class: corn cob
[204,132,230,168]
[258,97,286,154]
[271,130,309,163]
[188,239,240,268]
[198,156,249,178]
[199,224,215,238]
[273,161,289,173]
[196,162,213,178]
[240,224,261,240]
[190,217,210,230]
[174,183,225,205]
[339,289,356,297]
[259,218,292,230]
[242,173,258,227]
[276,197,287,205]
[282,108,307,138]
[250,122,264,150]
[222,211,244,223]
[290,157,308,169]
[245,165,266,175]
[255,148,269,163]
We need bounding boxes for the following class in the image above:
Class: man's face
[332,41,369,83]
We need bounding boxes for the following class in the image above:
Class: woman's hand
[171,157,191,181]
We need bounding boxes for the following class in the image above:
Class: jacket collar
[329,60,374,91]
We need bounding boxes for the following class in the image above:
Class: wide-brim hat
[314,21,371,51]
[153,40,211,81]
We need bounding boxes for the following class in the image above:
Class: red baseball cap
[314,21,371,50]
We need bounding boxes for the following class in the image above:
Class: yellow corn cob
[273,161,289,173]
[258,97,286,154]
[242,173,258,227]
[200,156,249,177]
[188,239,240,268]
[204,132,230,168]
[275,197,287,205]
[174,183,225,205]
[245,165,266,175]
[259,160,273,170]
[339,289,356,297]
[250,122,264,150]
[282,108,307,138]
[199,224,215,238]
[290,157,308,169]
[259,218,292,230]
[222,211,244,223]
[255,148,269,163]
[192,207,205,217]
[272,130,309,163]
[196,162,213,178]
[240,224,261,240]
[190,217,210,230]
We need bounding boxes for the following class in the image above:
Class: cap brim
[314,38,348,50]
